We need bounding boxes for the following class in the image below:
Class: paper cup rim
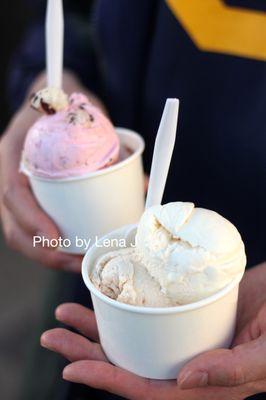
[20,128,145,183]
[81,228,245,315]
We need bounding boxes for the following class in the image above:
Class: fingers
[1,206,81,271]
[233,303,266,346]
[233,317,260,346]
[144,174,149,193]
[178,334,266,389]
[55,303,99,341]
[0,127,68,266]
[62,360,256,400]
[41,328,107,362]
[0,108,83,272]
[55,358,259,400]
[236,266,266,335]
[63,360,153,400]
[3,177,59,239]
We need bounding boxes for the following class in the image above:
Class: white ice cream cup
[82,224,244,380]
[21,128,145,254]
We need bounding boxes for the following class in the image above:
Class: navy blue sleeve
[7,11,101,112]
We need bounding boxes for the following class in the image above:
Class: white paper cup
[82,224,244,380]
[21,128,145,254]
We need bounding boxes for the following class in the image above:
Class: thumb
[177,333,266,389]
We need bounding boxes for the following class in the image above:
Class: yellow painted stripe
[166,0,266,61]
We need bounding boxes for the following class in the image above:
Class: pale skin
[0,71,106,271]
[41,262,266,400]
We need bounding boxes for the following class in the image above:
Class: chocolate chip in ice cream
[31,87,69,114]
[40,100,56,115]
[66,110,93,127]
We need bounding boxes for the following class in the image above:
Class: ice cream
[91,202,246,306]
[21,87,120,178]
[92,248,173,307]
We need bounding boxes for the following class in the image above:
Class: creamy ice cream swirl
[91,202,246,307]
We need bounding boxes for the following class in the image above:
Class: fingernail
[40,333,49,349]
[55,305,64,320]
[62,365,72,380]
[178,370,208,389]
[55,307,60,320]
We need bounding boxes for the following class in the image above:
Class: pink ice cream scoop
[22,91,120,179]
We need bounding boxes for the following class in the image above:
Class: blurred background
[1,2,68,399]
[0,1,32,129]
[0,2,46,400]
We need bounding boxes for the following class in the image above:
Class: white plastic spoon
[46,0,64,88]
[145,98,179,209]
[125,98,179,244]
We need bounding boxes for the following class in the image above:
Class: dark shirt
[8,0,266,268]
[8,1,266,399]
